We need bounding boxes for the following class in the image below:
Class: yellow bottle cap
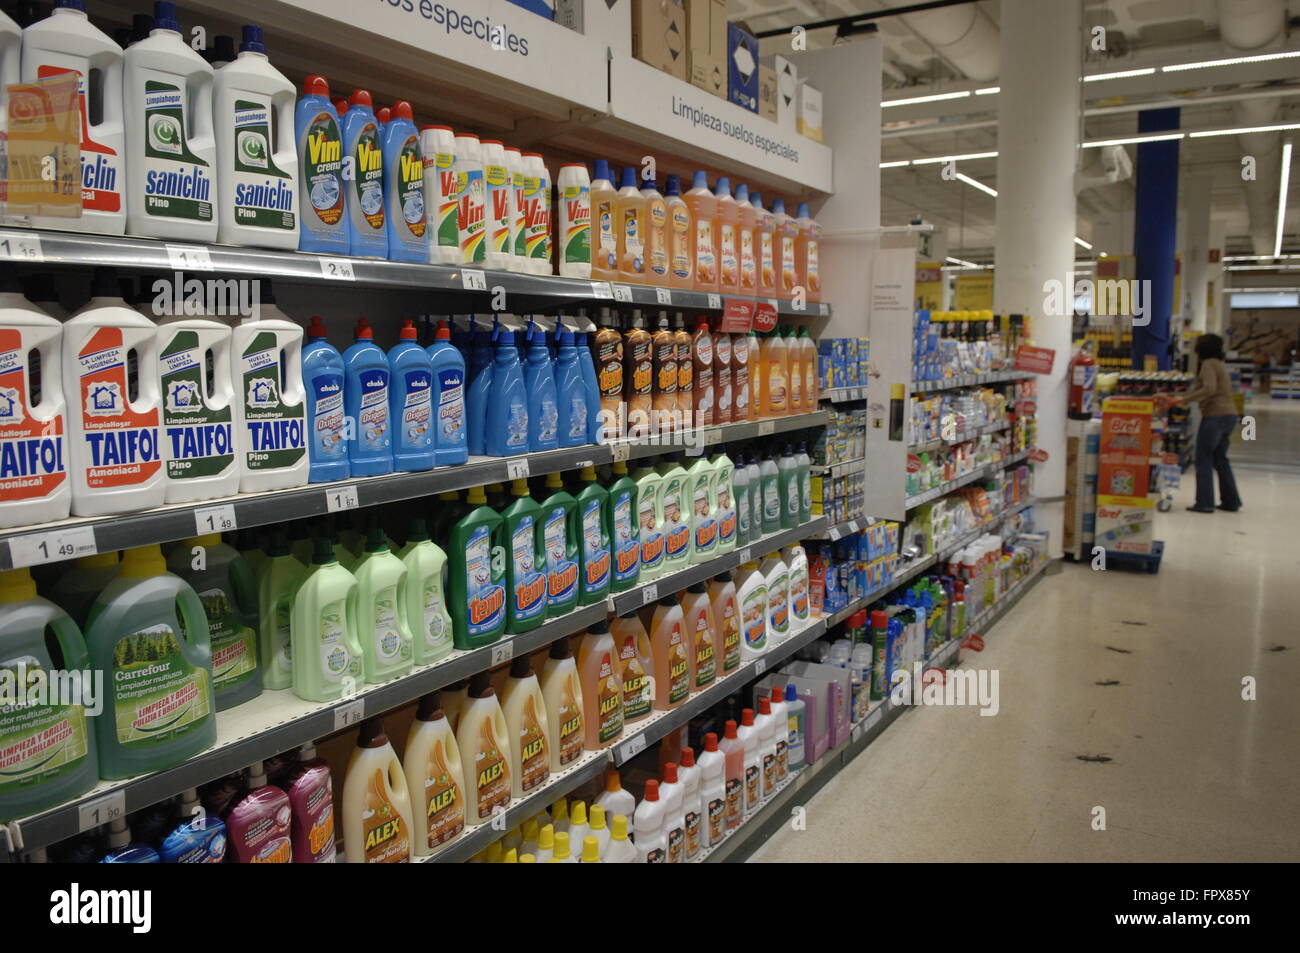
[611,814,629,841]
[502,848,518,863]
[466,484,487,505]
[553,831,571,860]
[120,544,166,578]
[579,465,597,481]
[484,841,504,863]
[0,567,37,603]
[545,471,564,489]
[537,823,555,850]
[437,490,459,502]
[589,804,607,831]
[570,800,587,826]
[511,478,530,496]
[186,533,222,549]
[581,835,600,863]
[612,460,628,475]
[487,482,504,494]
[77,551,119,570]
[519,853,536,863]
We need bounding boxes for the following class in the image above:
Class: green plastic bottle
[501,479,549,633]
[168,534,262,711]
[86,545,216,780]
[291,535,362,703]
[538,472,579,619]
[710,450,736,555]
[289,521,313,567]
[759,449,782,537]
[0,568,98,821]
[45,551,120,632]
[574,466,612,606]
[257,530,305,691]
[448,485,507,649]
[397,519,454,666]
[777,443,799,531]
[237,529,267,581]
[686,454,718,565]
[633,459,665,583]
[354,523,415,684]
[486,482,509,511]
[656,455,691,576]
[607,460,641,593]
[428,489,464,545]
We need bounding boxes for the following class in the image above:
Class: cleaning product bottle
[774,200,798,296]
[593,308,623,441]
[650,312,677,433]
[255,531,302,690]
[797,326,818,412]
[456,672,511,827]
[300,316,349,482]
[678,746,702,859]
[769,686,790,781]
[353,524,414,684]
[714,177,740,294]
[501,655,551,797]
[521,152,552,273]
[685,171,718,293]
[712,450,736,553]
[228,761,291,863]
[616,166,647,281]
[691,316,714,427]
[662,174,693,290]
[782,327,803,414]
[795,203,820,300]
[796,441,813,525]
[451,133,485,262]
[556,161,591,277]
[657,454,690,576]
[732,332,751,425]
[735,183,756,293]
[715,327,733,424]
[100,817,160,863]
[605,814,636,863]
[160,788,227,862]
[0,283,69,528]
[607,459,640,592]
[46,552,119,632]
[540,636,584,771]
[343,717,412,862]
[0,568,98,820]
[589,159,618,281]
[610,608,654,727]
[744,452,762,544]
[633,779,666,863]
[755,697,777,800]
[759,449,781,536]
[640,174,668,285]
[708,571,741,677]
[295,75,348,254]
[62,270,163,517]
[501,478,547,633]
[633,459,665,582]
[86,544,216,778]
[481,140,512,269]
[649,594,689,710]
[778,443,799,530]
[341,318,392,476]
[387,319,435,471]
[167,533,260,710]
[673,312,693,428]
[403,694,465,857]
[341,88,387,257]
[423,320,468,465]
[448,485,506,649]
[697,732,725,847]
[573,326,602,444]
[552,328,588,449]
[594,769,637,838]
[574,466,612,605]
[396,519,452,666]
[523,322,559,452]
[784,684,806,769]
[686,453,717,564]
[734,559,768,662]
[746,326,762,421]
[486,326,529,457]
[270,742,336,863]
[624,309,653,437]
[213,25,298,249]
[737,708,762,815]
[380,100,426,261]
[537,472,579,618]
[752,191,775,296]
[731,451,751,546]
[760,329,788,418]
[123,2,216,241]
[290,534,361,702]
[680,581,717,691]
[659,762,685,863]
[783,543,810,629]
[576,619,623,749]
[718,720,745,830]
[21,0,126,234]
[761,551,790,646]
[420,124,457,263]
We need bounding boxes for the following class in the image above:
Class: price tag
[828,525,843,541]
[78,789,126,833]
[641,583,659,606]
[165,243,214,271]
[325,484,360,512]
[610,442,630,463]
[590,281,613,299]
[318,257,356,280]
[758,420,775,436]
[611,284,633,303]
[738,547,751,565]
[491,640,515,666]
[707,293,721,309]
[655,287,672,305]
[755,657,767,675]
[506,458,530,479]
[9,526,97,569]
[193,504,237,536]
[864,707,883,732]
[702,428,722,446]
[0,232,44,262]
[848,519,860,533]
[619,733,647,762]
[334,698,365,731]
[851,724,863,743]
[461,269,487,291]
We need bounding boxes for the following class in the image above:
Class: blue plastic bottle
[295,75,350,254]
[575,329,603,443]
[466,320,496,456]
[554,328,589,448]
[388,319,435,471]
[342,318,392,475]
[341,89,388,259]
[381,101,428,263]
[486,328,529,457]
[301,315,349,482]
[425,319,468,466]
[524,321,559,452]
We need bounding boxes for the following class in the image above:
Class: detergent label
[790,567,809,621]
[719,222,738,286]
[302,109,345,228]
[707,788,724,844]
[110,624,210,748]
[630,341,653,400]
[309,371,346,462]
[622,206,644,272]
[670,204,691,280]
[372,585,410,666]
[561,183,590,265]
[596,337,623,401]
[638,488,664,573]
[595,195,617,270]
[436,368,465,449]
[685,800,701,857]
[715,473,736,546]
[768,571,790,634]
[196,586,257,692]
[240,332,305,471]
[517,694,549,792]
[0,329,66,503]
[505,392,528,450]
[647,198,668,278]
[355,368,390,454]
[142,80,213,222]
[464,525,505,636]
[694,220,716,284]
[399,369,433,453]
[485,161,510,253]
[566,392,587,442]
[523,175,549,262]
[318,598,361,685]
[75,327,161,490]
[595,652,623,743]
[762,476,780,523]
[667,818,683,863]
[472,717,510,820]
[807,240,820,292]
[692,478,717,555]
[739,226,756,289]
[352,121,385,233]
[361,767,410,863]
[760,231,774,289]
[781,232,796,293]
[693,612,715,687]
[718,597,740,672]
[612,490,639,583]
[536,393,558,446]
[36,63,123,213]
[661,478,689,561]
[580,499,611,592]
[617,636,652,721]
[763,746,775,796]
[421,576,452,657]
[746,757,760,809]
[231,98,295,231]
[786,476,800,517]
[160,329,234,481]
[431,151,458,249]
[666,622,689,704]
[677,341,692,397]
[554,672,583,765]
[422,737,465,848]
[510,516,546,622]
[395,134,426,239]
[456,167,486,262]
[543,508,578,607]
[0,655,89,795]
[725,774,741,830]
[736,480,750,539]
[741,583,767,652]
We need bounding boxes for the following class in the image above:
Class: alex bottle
[257,531,303,690]
[540,636,584,771]
[421,124,458,264]
[231,295,308,491]
[657,455,690,575]
[664,174,693,289]
[343,717,412,862]
[63,271,163,517]
[735,559,768,662]
[610,609,654,728]
[577,619,622,749]
[0,568,97,820]
[640,174,668,285]
[523,323,559,452]
[301,316,348,482]
[649,594,689,710]
[589,159,618,281]
[502,479,547,633]
[556,162,591,278]
[502,655,551,798]
[341,318,391,476]
[353,525,414,684]
[213,25,298,249]
[714,177,739,294]
[456,672,512,828]
[607,460,640,593]
[403,693,465,855]
[574,466,612,605]
[680,582,716,691]
[447,485,506,649]
[341,89,387,257]
[290,535,361,702]
[397,519,452,666]
[616,166,646,281]
[684,171,717,293]
[686,454,718,564]
[0,285,69,528]
[86,544,216,778]
[21,0,126,234]
[388,320,434,471]
[633,460,664,582]
[382,101,426,262]
[123,2,217,241]
[486,327,528,457]
[454,134,486,263]
[553,329,588,449]
[424,320,468,465]
[295,75,348,254]
[708,572,740,677]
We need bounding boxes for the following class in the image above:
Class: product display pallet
[1102,541,1165,575]
[911,370,1037,394]
[910,420,1010,454]
[905,450,1031,510]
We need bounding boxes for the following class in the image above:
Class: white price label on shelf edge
[707,293,722,309]
[460,269,487,291]
[641,583,659,606]
[0,232,44,262]
[738,547,752,565]
[611,284,633,303]
[758,420,775,436]
[851,724,863,743]
[334,698,365,731]
[78,789,126,833]
[702,428,722,446]
[864,707,883,732]
[318,257,356,280]
[506,458,530,480]
[848,520,860,533]
[325,484,360,512]
[590,281,613,299]
[165,243,214,271]
[610,442,630,463]
[619,733,647,762]
[828,525,842,541]
[194,504,237,536]
[9,526,97,569]
[755,657,767,675]
[656,287,672,305]
[491,640,515,666]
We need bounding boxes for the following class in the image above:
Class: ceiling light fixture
[1188,121,1300,138]
[1074,237,1093,250]
[975,86,1000,95]
[1083,67,1156,82]
[1222,253,1300,262]
[1276,140,1293,259]
[910,150,1000,165]
[1162,50,1300,73]
[882,90,971,108]
[955,172,998,197]
[1082,132,1185,148]
[945,256,983,269]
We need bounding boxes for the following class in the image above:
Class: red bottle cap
[391,100,413,121]
[375,107,391,123]
[481,139,503,147]
[303,75,329,98]
[663,763,678,784]
[871,610,889,628]
[331,97,348,115]
[355,318,373,339]
[643,779,659,801]
[680,747,695,768]
[759,698,772,715]
[399,320,417,340]
[307,316,327,339]
[724,720,738,740]
[704,732,719,752]
[741,708,755,726]
[435,321,451,341]
[349,89,372,108]
[771,686,783,703]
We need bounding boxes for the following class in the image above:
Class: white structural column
[992,0,1081,561]
[1184,175,1215,333]
[1207,221,1227,335]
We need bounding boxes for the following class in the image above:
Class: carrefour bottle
[554,328,589,449]
[607,460,640,593]
[353,524,414,684]
[388,320,435,472]
[341,88,387,258]
[290,534,361,703]
[230,291,307,492]
[382,100,427,262]
[424,320,468,465]
[574,466,612,606]
[301,316,349,483]
[342,318,392,476]
[501,479,548,633]
[295,75,348,254]
[256,531,303,690]
[524,322,559,452]
[447,485,506,649]
[486,327,529,457]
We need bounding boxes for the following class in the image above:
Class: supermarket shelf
[812,457,865,478]
[0,412,827,571]
[1002,496,1036,518]
[820,386,869,403]
[910,370,1036,394]
[909,420,1010,454]
[904,450,1031,510]
[964,559,1050,634]
[807,515,869,541]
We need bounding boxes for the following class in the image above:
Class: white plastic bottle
[453,133,486,264]
[505,145,526,272]
[594,768,637,836]
[783,543,810,630]
[342,717,413,863]
[737,707,762,816]
[769,686,789,782]
[588,803,612,857]
[697,732,727,848]
[784,684,806,770]
[20,0,126,234]
[0,284,70,528]
[123,2,218,241]
[501,654,551,799]
[633,779,667,863]
[659,762,686,864]
[213,25,299,249]
[734,559,768,663]
[556,162,591,278]
[755,697,778,800]
[230,293,307,492]
[523,153,552,275]
[420,124,459,264]
[481,139,512,270]
[760,550,791,647]
[678,746,702,860]
[604,814,636,863]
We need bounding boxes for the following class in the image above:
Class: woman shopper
[1172,334,1242,514]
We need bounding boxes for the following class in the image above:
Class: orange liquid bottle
[679,582,717,691]
[590,160,619,282]
[784,326,803,414]
[610,609,655,728]
[674,312,693,428]
[691,316,715,428]
[640,176,669,287]
[773,199,798,297]
[736,183,757,295]
[577,619,623,749]
[624,309,653,437]
[665,174,693,290]
[685,171,718,294]
[648,594,689,711]
[752,191,776,297]
[795,202,820,302]
[651,311,678,433]
[798,326,818,410]
[760,329,788,417]
[616,167,647,283]
[714,177,740,295]
[594,308,624,439]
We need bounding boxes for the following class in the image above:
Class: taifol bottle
[686,454,718,564]
[295,75,348,253]
[353,524,414,684]
[381,100,426,261]
[634,779,667,863]
[734,559,768,662]
[640,174,668,285]
[616,166,647,281]
[656,455,690,575]
[680,581,717,691]
[590,159,618,281]
[388,320,435,471]
[423,319,467,465]
[301,316,348,483]
[715,177,740,294]
[697,732,726,847]
[448,485,506,649]
[404,694,464,856]
[228,761,291,863]
[540,636,585,772]
[574,466,612,605]
[718,720,745,830]
[712,451,736,553]
[607,460,640,593]
[396,519,452,666]
[708,571,741,677]
[649,594,689,710]
[664,174,693,289]
[486,327,529,457]
[523,322,559,452]
[610,608,654,728]
[454,133,486,263]
[691,316,715,427]
[502,654,551,798]
[556,162,592,278]
[501,478,548,633]
[231,291,308,491]
[343,717,412,862]
[456,672,511,827]
[420,124,458,264]
[290,535,361,702]
[685,171,718,293]
[537,472,579,618]
[341,89,387,257]
[577,619,623,749]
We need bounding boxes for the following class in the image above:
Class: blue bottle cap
[55,0,86,11]
[664,174,682,196]
[620,167,637,189]
[785,684,798,702]
[797,202,811,218]
[153,0,179,32]
[772,199,786,215]
[240,24,265,54]
[714,177,730,196]
[750,191,763,208]
[735,183,749,202]
[692,171,709,190]
[593,159,611,182]
[559,328,575,347]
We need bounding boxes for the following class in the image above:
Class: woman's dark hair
[1195,333,1225,361]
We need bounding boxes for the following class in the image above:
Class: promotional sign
[953,274,993,311]
[1014,346,1056,375]
[915,262,942,311]
[1095,493,1155,555]
[719,297,756,334]
[1098,398,1153,498]
[751,298,778,333]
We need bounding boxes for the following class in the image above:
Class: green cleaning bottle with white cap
[354,521,414,685]
[290,534,362,703]
[397,519,453,666]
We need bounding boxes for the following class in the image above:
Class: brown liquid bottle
[732,330,750,423]
[594,307,624,440]
[714,328,733,424]
[673,312,693,428]
[691,317,714,428]
[624,309,653,438]
[652,310,678,433]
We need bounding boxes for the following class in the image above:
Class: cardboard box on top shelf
[797,81,823,142]
[758,64,778,121]
[554,0,582,32]
[686,0,727,98]
[727,21,759,113]
[764,54,798,132]
[631,0,687,80]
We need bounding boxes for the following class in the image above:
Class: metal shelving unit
[820,385,869,403]
[911,370,1035,394]
[909,420,1010,454]
[904,450,1031,510]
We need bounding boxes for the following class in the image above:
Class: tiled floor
[751,401,1300,862]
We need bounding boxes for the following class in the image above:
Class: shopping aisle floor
[751,403,1300,862]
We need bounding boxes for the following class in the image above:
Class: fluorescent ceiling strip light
[1163,50,1300,72]
[880,159,911,168]
[1074,237,1093,250]
[974,86,1000,95]
[911,150,999,165]
[1083,67,1156,82]
[883,90,971,108]
[1188,121,1300,138]
[1222,254,1300,262]
[955,172,998,197]
[1276,141,1293,259]
[1083,132,1184,148]
[945,256,982,269]
[1224,263,1300,271]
